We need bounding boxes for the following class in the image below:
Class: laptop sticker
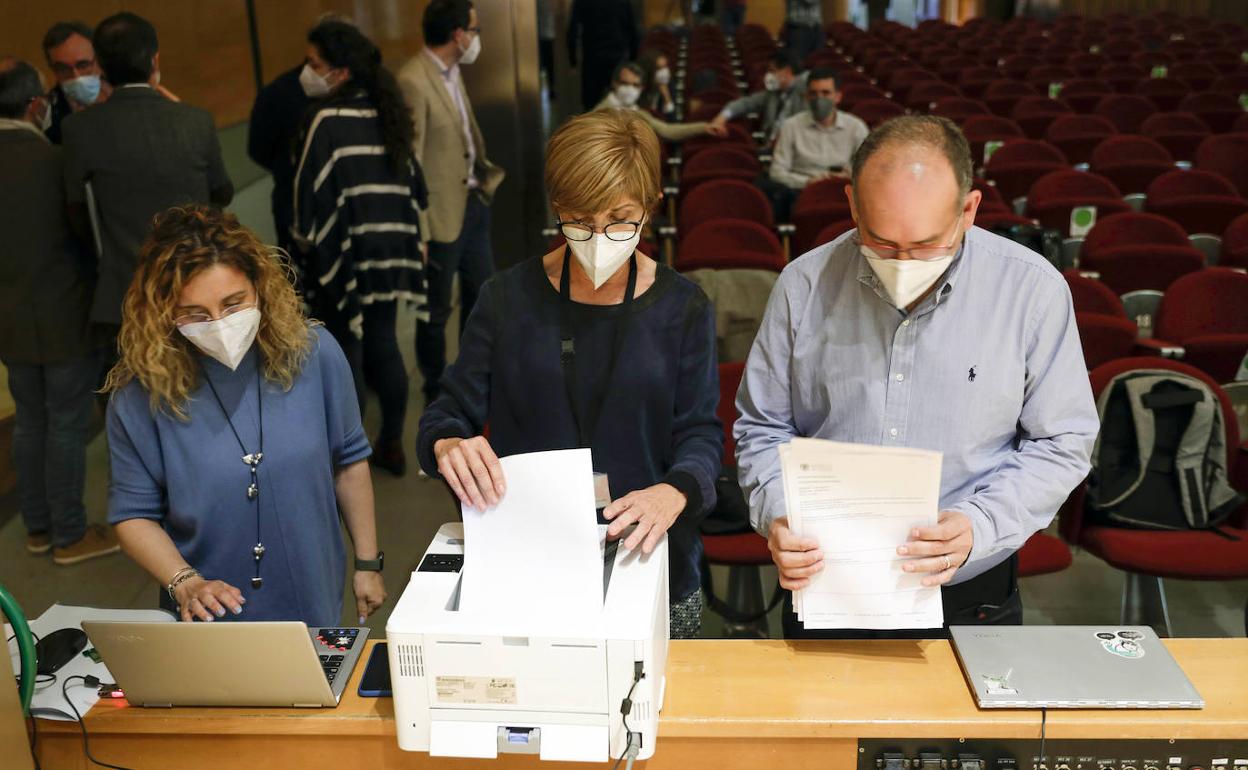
[1096,631,1145,659]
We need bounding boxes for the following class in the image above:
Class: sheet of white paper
[459,448,604,622]
[783,439,944,630]
[6,604,174,721]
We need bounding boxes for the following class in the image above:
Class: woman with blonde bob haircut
[105,206,386,626]
[417,110,722,638]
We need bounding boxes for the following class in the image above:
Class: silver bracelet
[166,567,200,602]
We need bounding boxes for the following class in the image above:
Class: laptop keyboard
[309,627,368,693]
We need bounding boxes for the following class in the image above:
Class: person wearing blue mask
[40,21,108,144]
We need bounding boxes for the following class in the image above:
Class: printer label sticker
[436,676,518,704]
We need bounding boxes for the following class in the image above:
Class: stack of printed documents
[780,438,945,630]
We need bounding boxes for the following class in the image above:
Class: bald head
[846,116,981,256]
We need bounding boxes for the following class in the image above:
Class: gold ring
[943,555,952,571]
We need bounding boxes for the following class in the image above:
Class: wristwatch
[355,551,384,572]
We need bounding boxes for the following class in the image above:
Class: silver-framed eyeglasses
[851,219,963,261]
[174,302,257,328]
[557,220,643,242]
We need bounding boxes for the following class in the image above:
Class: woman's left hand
[603,483,687,554]
[353,570,387,623]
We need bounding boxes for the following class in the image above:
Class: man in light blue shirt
[734,115,1098,638]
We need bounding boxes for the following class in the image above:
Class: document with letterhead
[782,438,944,630]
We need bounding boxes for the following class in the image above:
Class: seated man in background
[0,59,118,564]
[763,66,868,225]
[736,115,1098,639]
[710,49,808,143]
[595,62,727,142]
[61,11,232,356]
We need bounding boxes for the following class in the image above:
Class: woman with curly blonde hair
[105,205,386,626]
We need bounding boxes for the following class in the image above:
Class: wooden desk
[35,639,1248,769]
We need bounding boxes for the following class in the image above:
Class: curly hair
[104,206,314,419]
[308,19,413,172]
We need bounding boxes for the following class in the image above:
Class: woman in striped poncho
[293,19,428,476]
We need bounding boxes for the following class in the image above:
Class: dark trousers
[757,175,798,224]
[416,195,494,404]
[783,22,825,63]
[329,302,409,444]
[782,553,1022,640]
[720,5,747,36]
[581,51,624,110]
[8,352,98,547]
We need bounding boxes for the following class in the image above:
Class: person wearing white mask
[417,110,722,639]
[735,115,1098,640]
[710,48,808,143]
[638,50,675,118]
[40,21,109,144]
[105,206,387,627]
[398,0,505,410]
[594,62,726,142]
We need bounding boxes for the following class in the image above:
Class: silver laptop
[82,621,369,708]
[950,625,1203,709]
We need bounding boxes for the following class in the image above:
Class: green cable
[0,583,36,714]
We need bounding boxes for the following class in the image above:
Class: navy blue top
[416,257,723,600]
[107,327,371,626]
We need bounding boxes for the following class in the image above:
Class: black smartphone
[357,642,392,697]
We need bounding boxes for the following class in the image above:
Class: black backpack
[988,223,1064,271]
[1087,369,1244,531]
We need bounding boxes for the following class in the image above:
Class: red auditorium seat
[884,67,941,103]
[962,114,1026,165]
[983,79,1040,119]
[812,219,857,250]
[679,145,761,194]
[1089,135,1175,195]
[677,220,786,273]
[1079,244,1205,295]
[1076,311,1140,368]
[958,66,1005,99]
[1133,77,1190,112]
[679,179,774,236]
[1151,268,1248,382]
[904,80,962,112]
[1178,92,1244,135]
[984,139,1069,202]
[1098,62,1148,94]
[1024,169,1131,235]
[1221,213,1248,270]
[1002,54,1044,80]
[1196,134,1248,199]
[1092,93,1157,134]
[1170,61,1220,92]
[1064,270,1128,317]
[1102,39,1142,63]
[1044,114,1118,165]
[1146,169,1248,236]
[1060,358,1248,635]
[972,177,1009,212]
[851,99,907,128]
[682,123,753,162]
[1011,96,1075,140]
[1140,112,1213,162]
[838,83,890,111]
[931,97,991,124]
[1025,64,1078,94]
[1210,73,1248,95]
[1018,532,1074,578]
[1079,211,1192,259]
[1068,51,1110,78]
[1058,78,1115,113]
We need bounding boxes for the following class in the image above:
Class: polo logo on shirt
[968,366,977,382]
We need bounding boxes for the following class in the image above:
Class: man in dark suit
[61,11,233,346]
[0,58,119,565]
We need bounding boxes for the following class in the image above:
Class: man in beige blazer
[399,0,504,405]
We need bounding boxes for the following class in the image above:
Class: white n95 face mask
[568,228,642,290]
[763,71,780,92]
[460,33,481,65]
[178,307,261,370]
[298,63,332,98]
[615,84,641,106]
[862,246,953,310]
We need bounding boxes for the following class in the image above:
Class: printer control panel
[417,553,464,573]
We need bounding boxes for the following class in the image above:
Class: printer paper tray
[430,709,608,762]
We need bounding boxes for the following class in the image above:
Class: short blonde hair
[545,109,662,217]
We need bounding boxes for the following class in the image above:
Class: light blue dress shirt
[734,226,1099,585]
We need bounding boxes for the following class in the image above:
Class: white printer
[387,522,669,763]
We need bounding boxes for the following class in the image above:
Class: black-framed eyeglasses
[557,220,643,242]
